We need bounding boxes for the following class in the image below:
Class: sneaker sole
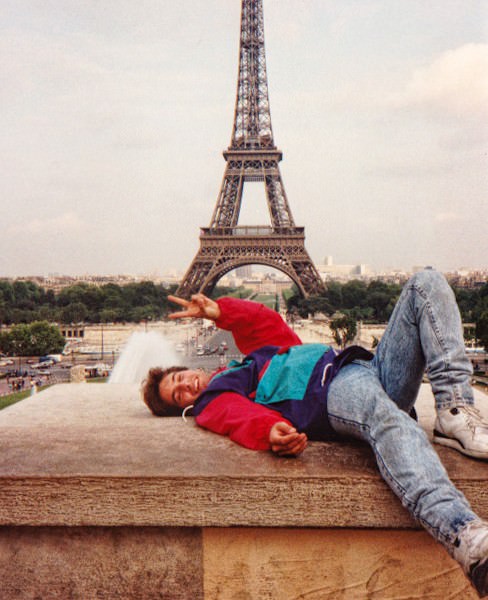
[433,431,488,460]
[470,559,488,597]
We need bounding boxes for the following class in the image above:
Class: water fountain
[109,331,181,384]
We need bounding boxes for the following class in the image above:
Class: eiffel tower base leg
[176,231,325,299]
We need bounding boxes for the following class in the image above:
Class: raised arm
[214,297,301,354]
[168,294,302,355]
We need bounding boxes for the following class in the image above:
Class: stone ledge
[0,383,487,528]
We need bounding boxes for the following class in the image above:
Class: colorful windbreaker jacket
[193,297,373,451]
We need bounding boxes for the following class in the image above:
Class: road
[184,330,242,371]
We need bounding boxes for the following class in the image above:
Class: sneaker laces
[459,406,488,434]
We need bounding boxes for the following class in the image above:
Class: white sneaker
[434,405,488,460]
[453,519,488,597]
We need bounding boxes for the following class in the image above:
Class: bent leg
[373,269,473,412]
[327,362,477,549]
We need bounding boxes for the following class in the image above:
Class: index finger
[167,295,189,308]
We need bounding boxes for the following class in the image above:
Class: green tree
[0,281,15,304]
[60,302,88,324]
[36,305,58,322]
[99,308,121,323]
[368,291,392,322]
[341,281,367,309]
[131,305,159,322]
[0,330,13,355]
[27,321,66,355]
[476,311,488,351]
[454,287,478,321]
[325,281,343,312]
[57,283,104,322]
[306,295,333,316]
[329,314,357,349]
[4,321,65,356]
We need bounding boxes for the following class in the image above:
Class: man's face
[158,369,210,409]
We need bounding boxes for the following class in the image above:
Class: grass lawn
[0,389,33,410]
[0,378,108,411]
[0,383,59,411]
[252,294,277,309]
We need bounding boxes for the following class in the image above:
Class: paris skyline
[1,1,487,278]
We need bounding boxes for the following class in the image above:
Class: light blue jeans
[327,269,477,551]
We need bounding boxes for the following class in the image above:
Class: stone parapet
[1,383,487,528]
[0,383,487,598]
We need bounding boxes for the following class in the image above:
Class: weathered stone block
[0,526,203,600]
[203,528,478,599]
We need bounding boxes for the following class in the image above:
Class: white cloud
[388,43,488,117]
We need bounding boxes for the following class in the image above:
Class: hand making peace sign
[167,293,221,321]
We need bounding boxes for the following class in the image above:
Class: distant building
[60,327,85,340]
[316,256,372,280]
[242,275,292,294]
[235,265,253,278]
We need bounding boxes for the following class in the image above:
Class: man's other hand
[269,422,308,457]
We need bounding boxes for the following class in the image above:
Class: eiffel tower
[176,0,324,299]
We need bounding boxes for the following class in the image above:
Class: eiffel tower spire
[231,0,274,150]
[176,0,324,299]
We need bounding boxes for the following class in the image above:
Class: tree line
[285,278,488,350]
[0,280,175,326]
[454,283,488,350]
[0,277,487,354]
[0,280,177,357]
[286,279,404,322]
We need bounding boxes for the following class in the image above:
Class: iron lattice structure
[176,0,324,298]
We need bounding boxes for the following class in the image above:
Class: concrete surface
[0,381,487,599]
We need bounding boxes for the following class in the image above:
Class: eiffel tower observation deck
[177,0,325,299]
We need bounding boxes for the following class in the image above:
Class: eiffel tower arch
[177,0,324,299]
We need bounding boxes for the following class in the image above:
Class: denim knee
[408,268,449,296]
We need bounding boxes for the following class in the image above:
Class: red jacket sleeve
[195,392,292,451]
[215,297,302,355]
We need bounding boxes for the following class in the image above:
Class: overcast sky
[1,0,487,278]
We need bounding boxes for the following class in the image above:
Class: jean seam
[328,412,450,544]
[412,281,472,407]
[411,281,449,371]
[412,282,464,408]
